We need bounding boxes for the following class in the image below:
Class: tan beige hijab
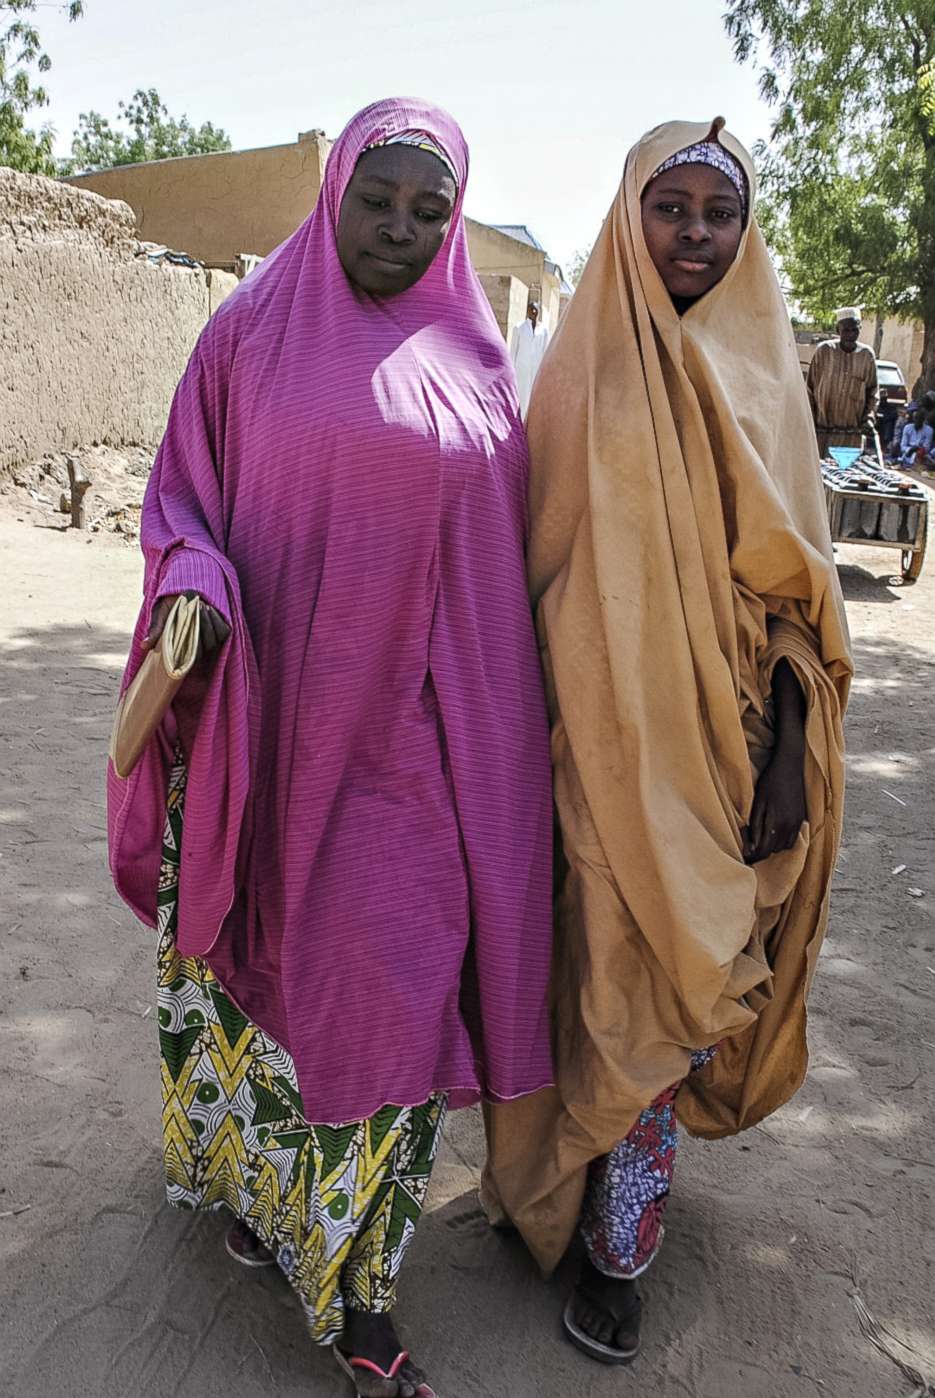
[484,119,852,1274]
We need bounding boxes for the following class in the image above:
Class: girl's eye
[712,208,739,222]
[416,210,444,223]
[362,196,389,210]
[657,203,682,216]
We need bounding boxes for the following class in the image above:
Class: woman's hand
[743,657,807,864]
[142,590,231,659]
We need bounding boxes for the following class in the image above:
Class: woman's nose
[380,212,416,244]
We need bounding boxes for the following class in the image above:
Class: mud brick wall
[0,168,235,475]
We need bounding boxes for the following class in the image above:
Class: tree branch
[897,8,922,69]
[794,266,884,297]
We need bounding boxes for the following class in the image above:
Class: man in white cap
[510,300,551,417]
[806,308,879,458]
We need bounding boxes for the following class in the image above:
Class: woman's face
[336,145,457,297]
[641,162,744,303]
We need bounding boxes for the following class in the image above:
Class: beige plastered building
[464,220,567,332]
[876,317,925,388]
[65,132,569,342]
[65,130,333,273]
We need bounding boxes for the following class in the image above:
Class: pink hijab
[108,98,554,1124]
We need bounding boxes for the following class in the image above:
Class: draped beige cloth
[484,120,853,1275]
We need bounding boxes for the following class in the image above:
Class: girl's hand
[743,656,807,864]
[743,747,806,863]
[142,590,231,659]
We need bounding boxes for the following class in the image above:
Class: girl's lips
[672,258,713,273]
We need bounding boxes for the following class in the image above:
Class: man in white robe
[510,301,551,415]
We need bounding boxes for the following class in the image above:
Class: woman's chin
[349,259,419,299]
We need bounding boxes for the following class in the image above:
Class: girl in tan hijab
[483,119,852,1364]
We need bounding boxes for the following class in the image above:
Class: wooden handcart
[820,455,928,582]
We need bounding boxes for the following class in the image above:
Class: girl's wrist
[773,723,806,763]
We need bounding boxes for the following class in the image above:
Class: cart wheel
[901,547,924,582]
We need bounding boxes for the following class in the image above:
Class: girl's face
[641,162,744,303]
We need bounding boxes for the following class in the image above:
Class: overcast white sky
[35,0,774,271]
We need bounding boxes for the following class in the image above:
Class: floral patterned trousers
[579,1048,717,1279]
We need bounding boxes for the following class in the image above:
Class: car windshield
[877,365,904,387]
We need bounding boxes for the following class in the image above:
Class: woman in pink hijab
[108,98,553,1397]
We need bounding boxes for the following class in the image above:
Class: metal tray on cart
[820,454,928,582]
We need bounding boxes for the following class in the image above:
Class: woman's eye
[712,208,739,222]
[362,196,389,210]
[416,210,444,223]
[657,203,681,216]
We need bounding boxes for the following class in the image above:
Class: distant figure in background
[922,388,935,434]
[877,387,900,459]
[806,308,879,458]
[899,407,933,467]
[511,300,551,415]
[894,397,918,454]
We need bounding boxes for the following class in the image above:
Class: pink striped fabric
[107,97,554,1124]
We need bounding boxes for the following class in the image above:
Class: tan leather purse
[109,594,202,779]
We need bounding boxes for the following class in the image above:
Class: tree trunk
[66,455,91,530]
[912,141,935,399]
[913,315,935,400]
[873,312,885,357]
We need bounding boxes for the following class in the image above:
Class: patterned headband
[649,142,748,219]
[363,130,458,186]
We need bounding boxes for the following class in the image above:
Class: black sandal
[562,1276,642,1364]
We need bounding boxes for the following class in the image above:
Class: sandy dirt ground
[1,496,933,1398]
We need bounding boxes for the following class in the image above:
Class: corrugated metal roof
[488,223,569,289]
[490,224,547,253]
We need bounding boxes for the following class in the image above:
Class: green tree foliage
[725,1,935,384]
[67,87,231,172]
[568,246,592,288]
[0,0,82,175]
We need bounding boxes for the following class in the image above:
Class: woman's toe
[353,1374,396,1398]
[399,1359,427,1396]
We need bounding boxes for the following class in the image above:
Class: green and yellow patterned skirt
[157,762,447,1346]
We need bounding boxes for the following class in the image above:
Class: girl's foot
[337,1311,434,1396]
[563,1257,642,1363]
[224,1218,276,1268]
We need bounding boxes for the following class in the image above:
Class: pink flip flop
[333,1344,438,1396]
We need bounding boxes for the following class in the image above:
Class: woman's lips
[366,253,411,273]
[672,257,713,274]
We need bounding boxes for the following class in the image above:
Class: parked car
[877,360,908,406]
